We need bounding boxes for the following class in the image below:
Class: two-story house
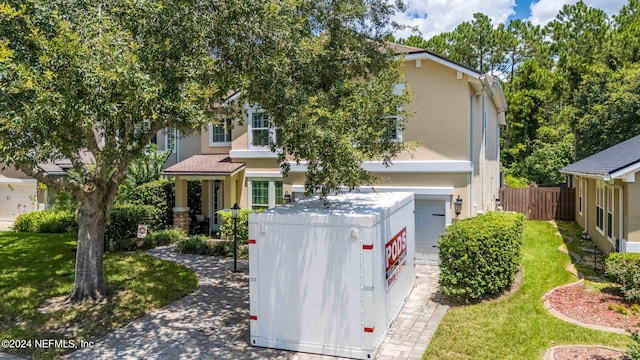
[163,44,507,264]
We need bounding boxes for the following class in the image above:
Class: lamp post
[454,195,463,218]
[231,203,241,272]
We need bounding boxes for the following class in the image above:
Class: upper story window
[385,116,403,142]
[165,127,178,153]
[210,118,232,146]
[248,108,280,149]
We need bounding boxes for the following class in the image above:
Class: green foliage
[628,323,640,360]
[117,179,175,228]
[13,210,77,233]
[210,240,248,258]
[187,180,202,220]
[175,235,211,256]
[217,209,264,242]
[510,135,575,185]
[48,191,78,212]
[438,212,525,303]
[147,228,186,247]
[605,253,640,303]
[504,174,530,188]
[121,144,171,191]
[105,205,164,253]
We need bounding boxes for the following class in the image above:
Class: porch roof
[163,155,245,176]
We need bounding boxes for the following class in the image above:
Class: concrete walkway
[61,247,448,360]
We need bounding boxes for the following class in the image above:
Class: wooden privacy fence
[499,186,575,221]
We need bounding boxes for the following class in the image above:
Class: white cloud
[392,0,516,39]
[528,0,627,26]
[392,0,629,41]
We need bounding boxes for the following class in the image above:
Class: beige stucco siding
[399,61,470,161]
[626,173,640,243]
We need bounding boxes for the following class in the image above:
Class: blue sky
[392,0,628,39]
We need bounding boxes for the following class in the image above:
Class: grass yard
[423,220,631,360]
[0,232,198,359]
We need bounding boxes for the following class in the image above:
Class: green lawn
[0,232,198,359]
[423,220,631,360]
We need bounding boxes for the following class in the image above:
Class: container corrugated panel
[248,192,416,359]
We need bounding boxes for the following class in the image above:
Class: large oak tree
[0,0,409,302]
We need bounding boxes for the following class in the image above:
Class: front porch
[163,154,245,235]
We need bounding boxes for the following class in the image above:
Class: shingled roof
[561,134,640,179]
[163,155,245,176]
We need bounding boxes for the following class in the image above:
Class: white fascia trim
[0,178,37,184]
[288,160,472,173]
[404,53,481,79]
[229,150,279,159]
[291,184,453,196]
[610,162,640,182]
[245,171,283,178]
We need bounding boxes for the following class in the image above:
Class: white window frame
[209,118,232,147]
[607,186,614,241]
[165,127,178,153]
[248,178,284,209]
[578,178,583,216]
[596,180,604,234]
[386,115,403,142]
[247,107,279,149]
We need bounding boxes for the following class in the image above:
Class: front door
[210,180,224,233]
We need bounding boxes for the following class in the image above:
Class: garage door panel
[0,183,36,220]
[414,200,446,265]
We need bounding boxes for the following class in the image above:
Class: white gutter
[614,184,624,252]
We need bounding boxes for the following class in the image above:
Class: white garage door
[414,199,446,265]
[0,182,37,220]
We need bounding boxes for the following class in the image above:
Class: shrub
[438,211,525,303]
[217,209,264,242]
[105,204,164,252]
[605,253,640,303]
[13,210,77,233]
[175,235,211,255]
[628,323,640,360]
[116,179,175,228]
[209,240,249,258]
[147,228,186,246]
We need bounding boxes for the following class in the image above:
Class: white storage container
[248,192,416,359]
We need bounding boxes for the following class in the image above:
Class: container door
[414,200,446,265]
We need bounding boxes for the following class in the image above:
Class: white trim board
[0,178,37,184]
[229,150,279,159]
[291,185,454,197]
[288,160,472,173]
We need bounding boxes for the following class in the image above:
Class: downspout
[614,184,624,252]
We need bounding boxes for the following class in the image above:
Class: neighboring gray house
[561,134,640,254]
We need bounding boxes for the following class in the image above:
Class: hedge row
[438,211,525,303]
[13,210,77,233]
[216,209,264,242]
[605,252,640,303]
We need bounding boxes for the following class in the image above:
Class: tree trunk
[68,195,108,302]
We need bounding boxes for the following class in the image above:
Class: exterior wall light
[454,195,463,218]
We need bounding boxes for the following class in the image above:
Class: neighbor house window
[596,181,604,233]
[248,109,280,149]
[249,179,284,209]
[165,128,178,153]
[210,118,232,146]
